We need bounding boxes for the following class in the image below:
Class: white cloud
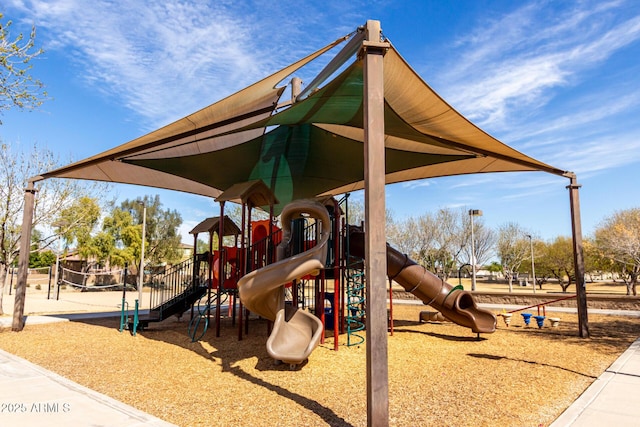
[438,1,640,128]
[546,133,640,175]
[5,0,372,129]
[401,179,431,190]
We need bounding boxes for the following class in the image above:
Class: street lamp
[527,234,536,294]
[138,202,147,305]
[469,209,482,291]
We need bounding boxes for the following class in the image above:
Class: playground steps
[130,284,208,330]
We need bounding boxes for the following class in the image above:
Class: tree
[29,249,56,269]
[460,210,495,276]
[122,195,183,266]
[584,238,616,282]
[0,142,104,315]
[535,236,575,292]
[524,239,551,290]
[387,216,424,260]
[55,196,102,258]
[25,228,54,268]
[594,208,640,296]
[496,222,530,292]
[0,13,47,121]
[430,208,463,279]
[97,195,183,274]
[386,207,494,281]
[486,261,502,280]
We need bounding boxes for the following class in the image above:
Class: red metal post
[333,199,340,351]
[238,202,247,341]
[216,201,225,337]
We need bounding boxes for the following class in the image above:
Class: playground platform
[1,292,640,426]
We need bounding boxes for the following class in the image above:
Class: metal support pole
[216,201,225,337]
[567,174,589,338]
[362,19,390,427]
[138,203,147,307]
[133,299,139,336]
[12,181,38,331]
[527,234,536,294]
[49,254,59,300]
[469,209,482,291]
[470,213,476,291]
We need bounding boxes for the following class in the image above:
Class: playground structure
[12,20,594,425]
[125,179,496,366]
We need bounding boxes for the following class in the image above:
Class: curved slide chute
[238,199,331,366]
[349,228,497,334]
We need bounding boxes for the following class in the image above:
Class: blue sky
[3,0,640,244]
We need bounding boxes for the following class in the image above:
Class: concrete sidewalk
[550,337,640,426]
[1,290,175,426]
[1,288,151,318]
[0,349,176,427]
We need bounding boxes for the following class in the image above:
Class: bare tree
[459,209,495,273]
[387,215,427,262]
[594,208,640,296]
[0,142,106,315]
[0,13,47,121]
[496,222,530,292]
[388,208,495,281]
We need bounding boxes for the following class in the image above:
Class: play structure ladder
[345,251,365,346]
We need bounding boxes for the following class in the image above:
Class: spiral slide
[238,199,331,366]
[349,228,497,334]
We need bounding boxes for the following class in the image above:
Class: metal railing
[147,254,209,319]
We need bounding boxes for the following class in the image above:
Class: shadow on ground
[81,315,355,427]
[466,353,597,378]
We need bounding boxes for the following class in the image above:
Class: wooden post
[567,174,589,338]
[362,19,390,427]
[12,181,38,331]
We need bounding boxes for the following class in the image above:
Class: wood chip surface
[1,305,639,426]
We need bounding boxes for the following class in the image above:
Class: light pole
[527,234,536,294]
[469,209,482,291]
[138,202,147,305]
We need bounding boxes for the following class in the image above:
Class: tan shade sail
[40,28,567,212]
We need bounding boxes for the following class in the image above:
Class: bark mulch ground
[1,305,639,426]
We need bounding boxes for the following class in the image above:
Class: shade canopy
[40,27,567,214]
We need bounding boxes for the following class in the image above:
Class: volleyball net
[59,267,126,290]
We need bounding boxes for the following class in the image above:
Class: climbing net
[59,267,125,290]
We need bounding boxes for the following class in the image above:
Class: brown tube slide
[349,228,496,334]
